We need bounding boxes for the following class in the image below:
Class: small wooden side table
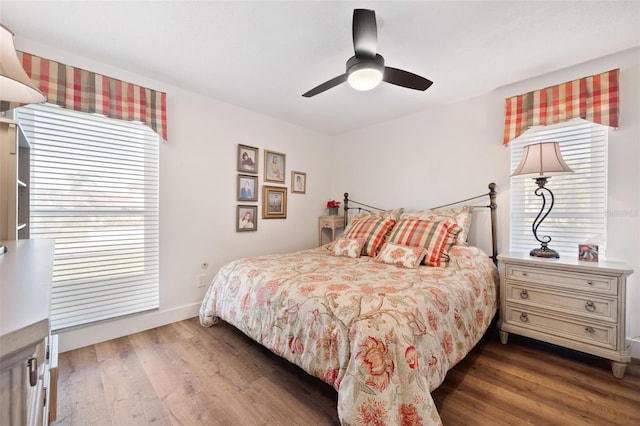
[318,215,345,246]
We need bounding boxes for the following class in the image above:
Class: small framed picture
[291,171,306,194]
[579,244,598,262]
[237,205,258,232]
[262,185,287,219]
[238,144,258,174]
[264,150,286,183]
[237,174,258,201]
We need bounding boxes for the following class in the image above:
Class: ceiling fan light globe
[348,67,383,91]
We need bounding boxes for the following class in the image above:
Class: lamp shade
[0,24,45,104]
[511,142,573,179]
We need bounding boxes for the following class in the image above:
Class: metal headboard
[343,183,498,264]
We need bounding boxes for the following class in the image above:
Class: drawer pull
[585,301,596,312]
[27,356,38,387]
[519,289,529,299]
[519,312,529,323]
[521,272,528,277]
[586,280,593,286]
[585,326,596,334]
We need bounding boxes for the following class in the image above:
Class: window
[510,119,608,258]
[16,103,159,331]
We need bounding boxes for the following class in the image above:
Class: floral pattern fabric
[375,242,427,268]
[330,238,366,258]
[199,245,499,426]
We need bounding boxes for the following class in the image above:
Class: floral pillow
[375,242,428,268]
[387,218,458,267]
[329,238,366,258]
[400,206,472,245]
[341,215,396,257]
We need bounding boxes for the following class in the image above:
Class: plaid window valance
[5,52,168,141]
[503,69,619,146]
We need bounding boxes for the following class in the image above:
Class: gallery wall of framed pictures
[235,144,306,231]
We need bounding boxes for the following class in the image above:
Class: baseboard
[56,303,201,353]
[627,336,640,360]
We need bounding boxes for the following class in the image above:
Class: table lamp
[511,142,574,258]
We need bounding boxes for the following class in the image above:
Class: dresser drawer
[504,282,617,322]
[503,305,617,350]
[505,264,617,295]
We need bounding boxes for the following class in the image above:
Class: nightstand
[318,215,345,246]
[497,252,633,378]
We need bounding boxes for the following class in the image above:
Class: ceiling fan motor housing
[346,54,385,90]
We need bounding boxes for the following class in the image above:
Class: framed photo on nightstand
[579,244,598,262]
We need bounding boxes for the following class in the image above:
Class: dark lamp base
[530,247,560,258]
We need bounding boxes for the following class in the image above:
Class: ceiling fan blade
[383,67,433,91]
[302,74,348,97]
[352,9,377,58]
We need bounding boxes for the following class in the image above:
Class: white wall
[15,39,335,352]
[331,47,640,357]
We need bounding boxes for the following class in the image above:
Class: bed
[199,184,499,425]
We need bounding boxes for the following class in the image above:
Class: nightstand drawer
[505,283,617,322]
[504,305,617,350]
[505,264,617,295]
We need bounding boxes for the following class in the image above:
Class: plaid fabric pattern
[342,216,396,257]
[4,52,168,141]
[503,68,619,145]
[388,219,456,267]
[400,207,470,245]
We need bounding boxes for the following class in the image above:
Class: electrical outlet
[197,274,208,288]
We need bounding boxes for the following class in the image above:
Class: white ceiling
[2,1,639,135]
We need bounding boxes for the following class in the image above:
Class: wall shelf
[1,117,31,240]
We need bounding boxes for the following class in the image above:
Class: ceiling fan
[302,9,433,98]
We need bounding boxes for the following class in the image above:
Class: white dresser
[1,240,57,425]
[497,252,633,378]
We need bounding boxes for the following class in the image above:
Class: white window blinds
[16,103,159,331]
[510,119,608,258]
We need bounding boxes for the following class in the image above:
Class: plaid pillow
[342,216,396,257]
[342,209,403,235]
[400,206,471,245]
[387,218,457,267]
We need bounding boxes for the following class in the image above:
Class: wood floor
[53,317,640,426]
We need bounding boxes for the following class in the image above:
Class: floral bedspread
[199,245,499,425]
